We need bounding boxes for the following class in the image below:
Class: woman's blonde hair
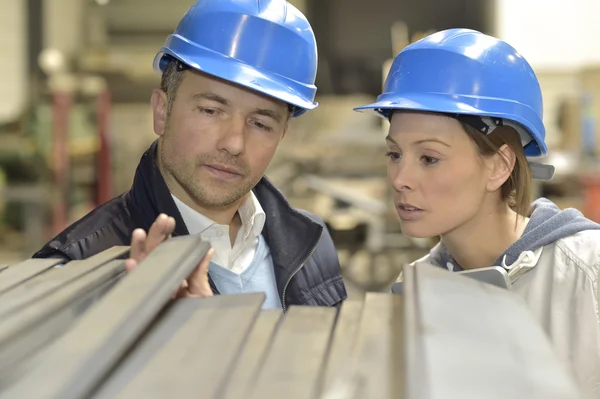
[460,123,533,217]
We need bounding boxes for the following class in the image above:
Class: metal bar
[346,292,405,399]
[404,263,582,399]
[0,260,126,375]
[0,235,210,399]
[0,258,64,295]
[320,301,364,394]
[0,247,128,317]
[401,262,428,399]
[93,293,265,399]
[0,262,124,389]
[249,305,337,399]
[221,308,283,399]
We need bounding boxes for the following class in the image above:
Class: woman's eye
[421,155,439,165]
[385,151,401,161]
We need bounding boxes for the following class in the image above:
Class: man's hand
[125,213,215,299]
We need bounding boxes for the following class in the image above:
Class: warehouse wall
[493,0,600,151]
[494,0,600,69]
[0,0,27,124]
[4,0,600,126]
[43,0,85,60]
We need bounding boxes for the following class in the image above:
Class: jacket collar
[128,141,190,235]
[128,141,323,291]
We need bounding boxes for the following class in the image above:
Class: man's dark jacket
[33,141,347,309]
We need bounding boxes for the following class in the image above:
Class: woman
[355,28,600,397]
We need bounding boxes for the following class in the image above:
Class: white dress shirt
[171,192,266,274]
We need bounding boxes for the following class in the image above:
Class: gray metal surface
[249,305,337,399]
[0,240,584,399]
[321,300,363,393]
[0,258,64,295]
[0,260,125,376]
[320,293,406,399]
[0,235,210,399]
[0,246,127,316]
[0,258,125,340]
[0,266,123,389]
[403,263,582,399]
[222,308,283,399]
[93,293,264,399]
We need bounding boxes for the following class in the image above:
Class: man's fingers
[124,258,138,273]
[129,228,147,264]
[145,214,176,254]
[172,280,189,299]
[185,248,215,297]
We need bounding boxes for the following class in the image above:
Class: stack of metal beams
[0,236,582,399]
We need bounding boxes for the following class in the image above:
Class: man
[33,0,347,310]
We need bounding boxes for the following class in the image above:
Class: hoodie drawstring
[501,247,543,283]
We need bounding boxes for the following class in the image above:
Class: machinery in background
[39,67,114,236]
[265,94,433,293]
[264,24,439,293]
[0,48,114,257]
[0,121,48,260]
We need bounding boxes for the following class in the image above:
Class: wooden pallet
[0,235,582,399]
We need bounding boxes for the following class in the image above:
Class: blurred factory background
[1,0,600,297]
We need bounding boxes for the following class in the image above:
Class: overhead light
[95,0,110,5]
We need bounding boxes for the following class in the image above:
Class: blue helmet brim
[354,92,547,157]
[154,36,318,118]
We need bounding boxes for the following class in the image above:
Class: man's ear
[151,89,168,136]
[485,144,516,192]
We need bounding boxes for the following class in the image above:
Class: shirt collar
[171,192,265,238]
[238,190,266,238]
